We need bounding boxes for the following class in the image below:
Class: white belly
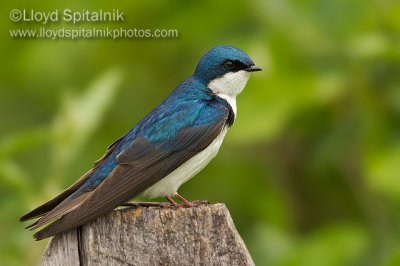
[142,127,228,198]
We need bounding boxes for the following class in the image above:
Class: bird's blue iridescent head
[193,46,261,84]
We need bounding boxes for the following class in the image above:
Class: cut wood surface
[41,202,254,266]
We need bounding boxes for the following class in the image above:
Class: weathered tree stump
[41,203,254,265]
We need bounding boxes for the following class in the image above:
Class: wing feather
[20,136,124,222]
[33,120,226,240]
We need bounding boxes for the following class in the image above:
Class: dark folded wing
[34,119,227,240]
[20,136,124,222]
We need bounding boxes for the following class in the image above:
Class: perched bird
[20,45,261,240]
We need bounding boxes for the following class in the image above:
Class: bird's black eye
[224,60,234,70]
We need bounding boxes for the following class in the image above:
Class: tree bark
[41,203,254,266]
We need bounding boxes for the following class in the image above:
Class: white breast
[142,127,228,199]
[142,71,249,199]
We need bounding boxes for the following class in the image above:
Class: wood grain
[41,203,254,266]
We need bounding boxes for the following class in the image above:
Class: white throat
[207,70,250,115]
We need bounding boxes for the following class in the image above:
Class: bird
[20,45,262,240]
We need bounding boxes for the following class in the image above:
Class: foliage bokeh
[1,0,400,265]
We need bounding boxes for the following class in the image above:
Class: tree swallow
[20,45,261,240]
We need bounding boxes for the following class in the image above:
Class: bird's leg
[175,193,193,208]
[165,196,179,208]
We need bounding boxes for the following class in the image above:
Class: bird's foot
[163,195,209,208]
[175,193,198,208]
[164,196,181,209]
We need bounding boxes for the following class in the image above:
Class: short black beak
[245,65,262,72]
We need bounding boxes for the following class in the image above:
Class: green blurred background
[1,0,400,265]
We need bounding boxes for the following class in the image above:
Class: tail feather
[25,220,39,230]
[20,191,71,222]
[21,136,124,239]
[33,217,70,241]
[29,193,90,231]
[20,169,94,222]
